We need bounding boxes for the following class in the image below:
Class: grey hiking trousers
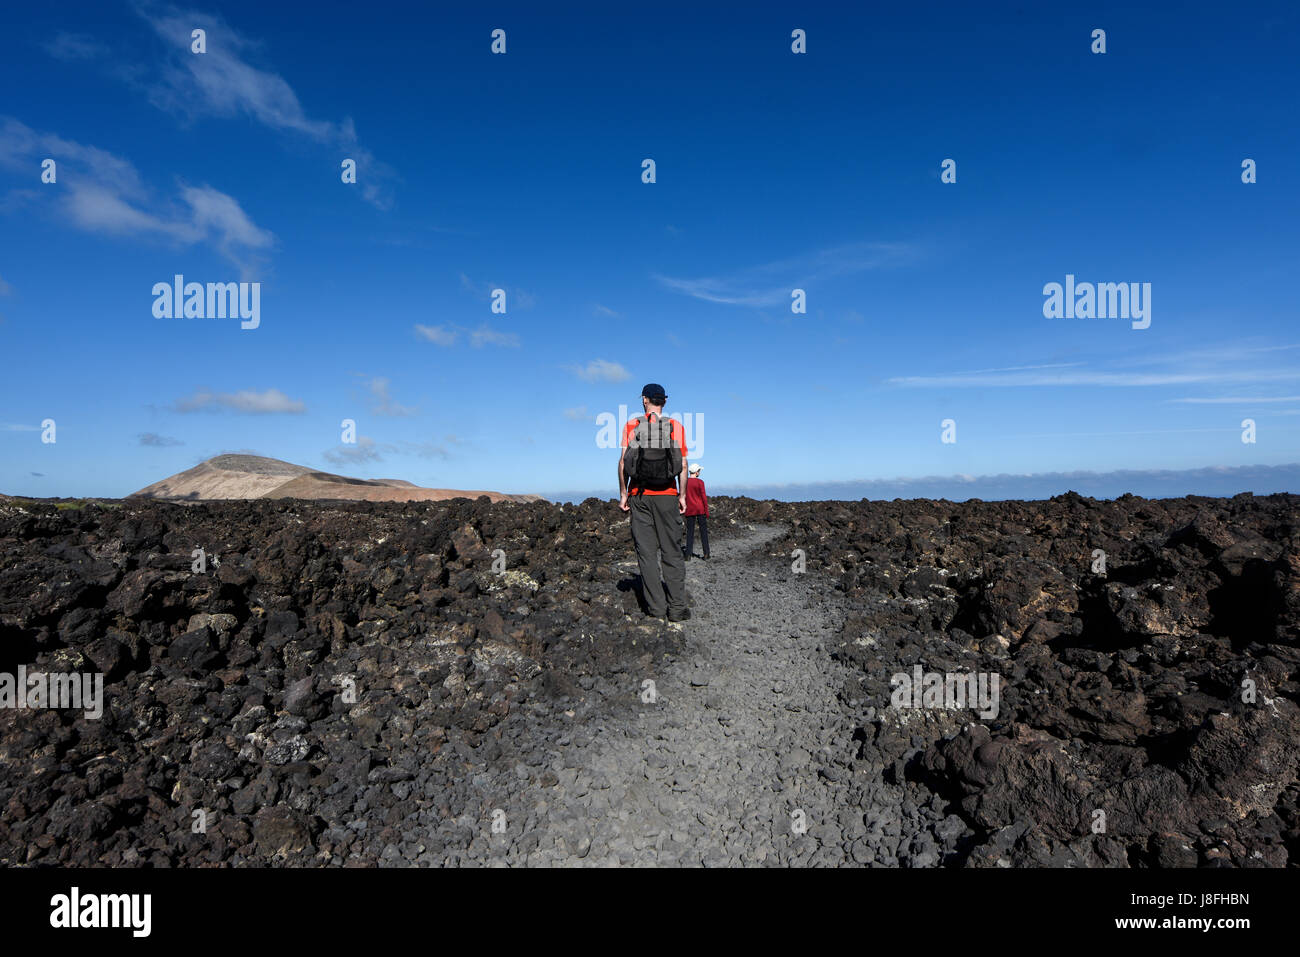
[629,493,688,617]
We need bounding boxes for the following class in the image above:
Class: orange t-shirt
[621,414,688,496]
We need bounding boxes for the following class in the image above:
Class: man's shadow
[617,575,650,614]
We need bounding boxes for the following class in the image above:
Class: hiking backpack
[623,414,682,493]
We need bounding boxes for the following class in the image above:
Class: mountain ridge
[128,454,537,503]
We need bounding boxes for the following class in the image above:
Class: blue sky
[2,0,1298,500]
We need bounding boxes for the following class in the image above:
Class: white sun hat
[688,463,701,474]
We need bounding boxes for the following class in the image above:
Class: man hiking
[619,383,690,622]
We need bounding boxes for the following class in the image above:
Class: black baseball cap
[641,383,667,402]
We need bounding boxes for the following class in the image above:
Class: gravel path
[450,522,941,867]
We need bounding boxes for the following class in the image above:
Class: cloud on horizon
[663,462,1300,504]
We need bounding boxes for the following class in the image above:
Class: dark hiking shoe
[667,608,691,622]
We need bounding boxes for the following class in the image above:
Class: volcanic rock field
[1,491,1297,867]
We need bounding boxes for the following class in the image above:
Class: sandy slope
[129,453,536,503]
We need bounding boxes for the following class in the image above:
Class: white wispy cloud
[322,437,454,465]
[1170,395,1300,404]
[593,304,621,318]
[323,435,387,465]
[414,322,518,348]
[180,184,275,266]
[890,370,1300,387]
[0,117,274,275]
[655,241,920,307]
[563,406,589,421]
[567,359,630,383]
[942,362,1086,376]
[414,324,458,346]
[363,376,417,417]
[888,346,1300,389]
[1110,342,1300,369]
[173,388,305,414]
[126,5,396,208]
[470,324,519,348]
[459,271,535,309]
[989,427,1237,439]
[401,440,451,459]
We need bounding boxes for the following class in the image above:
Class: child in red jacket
[684,463,709,559]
